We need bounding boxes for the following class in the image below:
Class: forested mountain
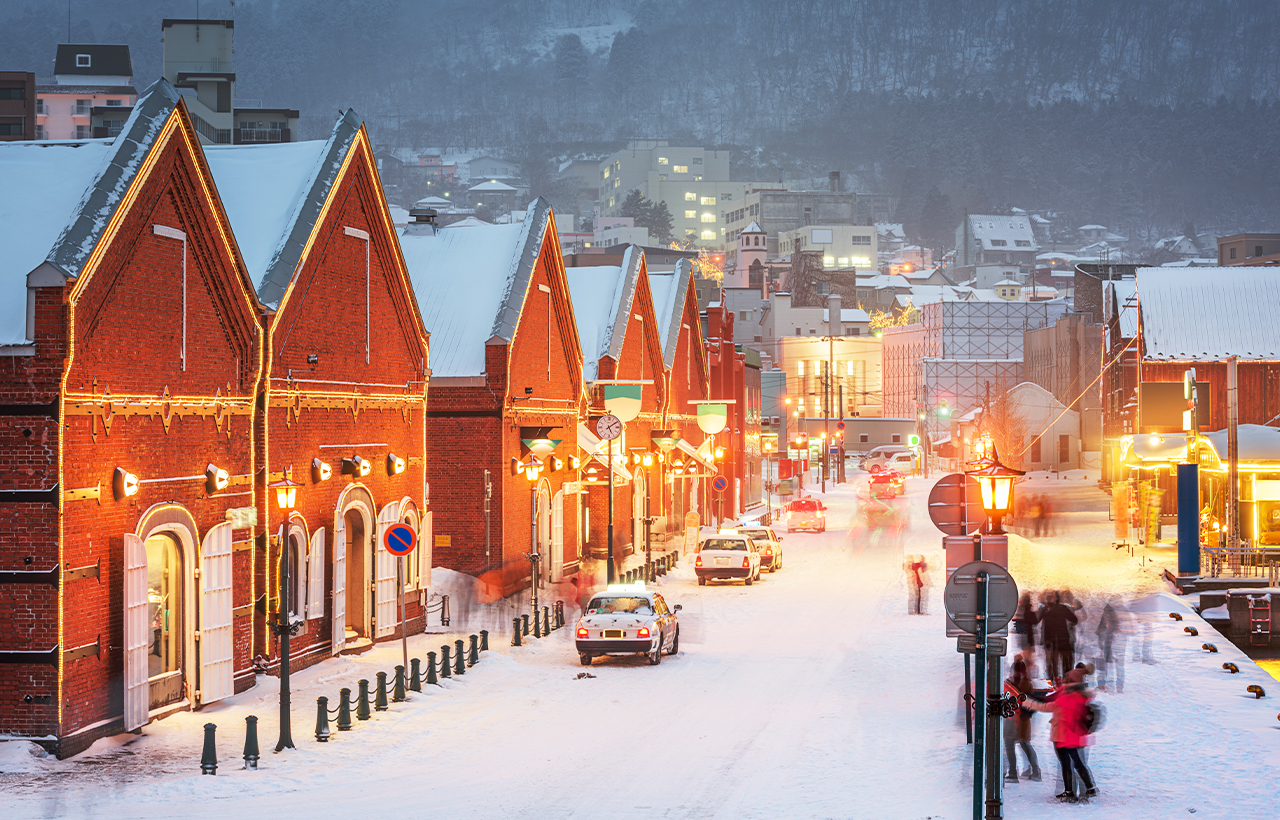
[5,0,1280,237]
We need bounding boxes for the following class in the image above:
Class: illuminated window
[694,175,703,181]
[701,213,716,223]
[846,361,854,375]
[658,157,669,165]
[693,157,703,165]
[674,165,688,173]
[851,256,871,267]
[685,210,696,218]
[701,196,716,205]
[613,178,620,188]
[604,167,611,179]
[700,230,716,240]
[659,174,667,181]
[797,361,805,375]
[686,229,696,237]
[609,196,615,208]
[838,257,849,266]
[823,256,835,266]
[685,192,696,201]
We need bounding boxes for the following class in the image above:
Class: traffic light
[937,400,950,417]
[908,434,921,447]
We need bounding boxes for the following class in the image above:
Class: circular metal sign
[943,560,1019,635]
[712,476,729,492]
[836,420,846,431]
[595,413,623,441]
[383,523,417,557]
[927,474,986,536]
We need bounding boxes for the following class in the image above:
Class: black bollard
[200,723,218,775]
[409,658,423,692]
[243,716,260,770]
[441,594,451,626]
[543,606,551,634]
[511,618,522,647]
[480,629,490,651]
[441,645,452,678]
[426,651,439,685]
[393,665,407,702]
[316,696,331,742]
[374,671,390,711]
[336,688,353,731]
[454,639,466,675]
[468,634,479,667]
[533,608,542,639]
[356,679,372,721]
[522,613,530,637]
[555,601,564,629]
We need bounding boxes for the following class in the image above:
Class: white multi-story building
[35,44,137,140]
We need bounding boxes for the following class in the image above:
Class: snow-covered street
[3,476,1279,819]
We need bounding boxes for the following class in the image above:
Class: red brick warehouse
[205,109,430,669]
[401,201,584,595]
[566,246,674,573]
[0,82,264,756]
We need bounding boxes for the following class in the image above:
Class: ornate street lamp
[267,475,303,752]
[964,443,1024,535]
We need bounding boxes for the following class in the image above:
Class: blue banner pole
[1177,463,1199,576]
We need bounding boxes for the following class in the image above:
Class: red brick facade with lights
[425,221,584,594]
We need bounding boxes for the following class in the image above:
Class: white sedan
[575,583,681,666]
[694,531,762,586]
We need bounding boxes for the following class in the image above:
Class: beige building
[723,188,858,268]
[778,224,877,269]
[35,44,137,140]
[597,140,773,248]
[775,335,884,419]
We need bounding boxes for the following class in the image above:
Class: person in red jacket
[1026,667,1097,802]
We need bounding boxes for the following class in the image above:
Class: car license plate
[603,629,623,638]
[715,557,729,566]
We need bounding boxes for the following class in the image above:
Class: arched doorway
[144,532,184,710]
[333,485,376,653]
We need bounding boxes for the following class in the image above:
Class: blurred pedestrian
[904,553,929,614]
[1094,601,1126,693]
[1003,655,1041,783]
[1039,592,1079,683]
[1012,592,1039,676]
[1025,668,1098,802]
[1041,496,1055,536]
[1031,495,1045,537]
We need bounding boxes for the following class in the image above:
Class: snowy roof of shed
[565,245,643,381]
[469,180,517,192]
[646,258,693,367]
[1106,280,1138,339]
[441,216,491,228]
[400,199,553,377]
[967,214,1037,250]
[1202,425,1280,464]
[1136,267,1280,361]
[0,79,180,346]
[204,110,361,309]
[822,307,871,323]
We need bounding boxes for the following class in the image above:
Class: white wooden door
[374,503,399,638]
[551,491,564,582]
[307,528,325,620]
[633,474,645,553]
[418,511,433,590]
[332,515,347,654]
[123,533,149,730]
[199,522,234,706]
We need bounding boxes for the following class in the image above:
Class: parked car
[738,526,783,571]
[694,531,762,585]
[785,497,827,533]
[575,583,681,666]
[861,445,912,473]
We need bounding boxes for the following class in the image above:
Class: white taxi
[575,583,681,666]
[694,530,762,586]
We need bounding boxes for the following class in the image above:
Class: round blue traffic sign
[384,523,417,556]
[712,476,729,492]
[836,420,846,431]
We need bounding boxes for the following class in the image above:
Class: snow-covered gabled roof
[0,79,180,345]
[1136,267,1280,360]
[401,198,553,377]
[1202,425,1280,463]
[743,221,763,234]
[822,307,871,323]
[565,245,644,381]
[1105,280,1138,339]
[646,258,693,367]
[414,195,451,208]
[994,279,1022,287]
[205,110,361,309]
[469,180,517,192]
[967,214,1037,251]
[441,216,490,228]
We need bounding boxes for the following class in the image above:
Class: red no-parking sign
[383,523,417,556]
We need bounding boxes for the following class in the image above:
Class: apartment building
[0,72,36,141]
[34,45,137,140]
[777,224,878,269]
[722,187,858,265]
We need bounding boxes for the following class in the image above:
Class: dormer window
[76,54,91,67]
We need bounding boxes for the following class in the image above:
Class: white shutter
[551,491,564,582]
[418,511,432,590]
[199,522,234,706]
[332,516,347,655]
[374,503,399,638]
[307,528,325,620]
[123,533,149,730]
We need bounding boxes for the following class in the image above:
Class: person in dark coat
[1039,592,1079,682]
[1003,656,1041,783]
[1012,592,1039,676]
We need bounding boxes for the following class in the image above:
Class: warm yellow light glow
[388,453,406,475]
[642,453,654,467]
[276,485,296,510]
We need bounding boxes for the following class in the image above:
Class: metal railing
[73,104,90,116]
[236,128,284,143]
[191,112,231,144]
[1201,538,1280,580]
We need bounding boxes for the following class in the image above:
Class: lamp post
[966,440,1023,536]
[516,456,543,624]
[268,475,303,753]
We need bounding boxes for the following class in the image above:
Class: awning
[675,437,717,474]
[578,426,633,483]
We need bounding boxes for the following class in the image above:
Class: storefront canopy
[577,425,633,483]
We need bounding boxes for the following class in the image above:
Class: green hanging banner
[604,384,642,422]
[697,403,728,434]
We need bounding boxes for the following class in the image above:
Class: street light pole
[607,435,615,584]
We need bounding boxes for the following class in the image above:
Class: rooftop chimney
[829,171,841,193]
[405,206,439,236]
